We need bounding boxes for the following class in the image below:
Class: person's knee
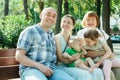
[21,69,48,80]
[50,69,75,80]
[75,59,83,67]
[103,59,112,65]
[93,68,103,74]
[93,68,104,79]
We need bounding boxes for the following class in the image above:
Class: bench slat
[0,65,20,79]
[0,49,16,57]
[0,49,20,79]
[0,57,19,66]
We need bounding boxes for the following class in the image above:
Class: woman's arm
[97,43,113,65]
[63,52,76,62]
[54,36,71,63]
[86,50,105,58]
[81,47,87,55]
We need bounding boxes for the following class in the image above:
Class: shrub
[0,15,33,48]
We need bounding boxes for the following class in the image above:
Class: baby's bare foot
[89,67,94,73]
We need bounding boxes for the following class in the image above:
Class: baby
[63,38,96,73]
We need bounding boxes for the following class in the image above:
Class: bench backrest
[0,49,20,79]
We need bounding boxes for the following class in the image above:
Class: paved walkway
[113,43,120,55]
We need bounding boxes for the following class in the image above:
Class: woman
[77,11,109,58]
[55,14,104,80]
[77,11,109,41]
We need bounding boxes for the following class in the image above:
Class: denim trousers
[20,68,75,80]
[58,65,104,80]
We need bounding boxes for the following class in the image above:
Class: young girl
[63,38,95,73]
[83,29,120,80]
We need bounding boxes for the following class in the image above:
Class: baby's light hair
[71,38,82,46]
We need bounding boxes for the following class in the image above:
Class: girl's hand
[93,63,100,68]
[109,53,115,59]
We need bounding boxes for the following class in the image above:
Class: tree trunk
[37,0,44,12]
[102,0,113,51]
[23,0,29,20]
[64,0,69,15]
[96,0,101,28]
[55,0,62,34]
[4,0,9,16]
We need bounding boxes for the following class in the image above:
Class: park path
[113,43,120,55]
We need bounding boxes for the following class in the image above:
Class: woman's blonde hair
[81,11,100,28]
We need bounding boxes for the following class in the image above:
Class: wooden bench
[0,49,120,80]
[0,49,20,80]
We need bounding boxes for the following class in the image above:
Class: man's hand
[36,63,53,77]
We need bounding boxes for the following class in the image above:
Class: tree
[96,0,101,16]
[23,0,29,20]
[55,0,62,34]
[64,0,69,15]
[37,0,44,12]
[102,0,113,51]
[4,0,9,16]
[96,0,101,28]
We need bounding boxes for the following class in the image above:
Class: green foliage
[0,0,120,48]
[0,15,32,48]
[73,20,83,35]
[113,25,119,32]
[29,7,40,24]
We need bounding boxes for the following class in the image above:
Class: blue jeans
[20,68,75,80]
[58,65,104,80]
[91,68,104,80]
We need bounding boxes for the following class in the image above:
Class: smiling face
[85,16,97,29]
[61,14,75,34]
[40,7,57,27]
[61,17,74,31]
[82,11,99,28]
